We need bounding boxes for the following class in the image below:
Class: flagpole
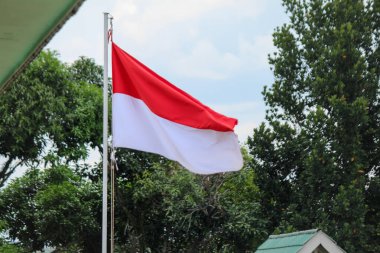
[102,12,109,253]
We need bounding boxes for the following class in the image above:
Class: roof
[256,229,318,253]
[255,229,346,253]
[0,0,85,93]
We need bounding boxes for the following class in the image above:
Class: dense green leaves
[68,56,104,87]
[249,0,379,252]
[0,52,103,187]
[0,149,265,252]
[0,166,101,252]
[112,149,266,252]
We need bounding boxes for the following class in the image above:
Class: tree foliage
[0,166,102,252]
[112,149,266,252]
[248,0,379,252]
[0,52,103,187]
[68,56,104,88]
[0,149,266,252]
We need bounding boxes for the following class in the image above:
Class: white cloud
[170,33,275,80]
[212,101,259,115]
[110,0,268,80]
[173,40,241,79]
[52,37,92,63]
[113,0,264,43]
[238,34,274,70]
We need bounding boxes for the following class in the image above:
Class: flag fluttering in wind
[112,42,243,174]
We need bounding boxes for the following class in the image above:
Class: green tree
[68,56,104,87]
[0,243,25,253]
[0,166,102,252]
[113,149,266,252]
[0,51,103,187]
[1,148,265,253]
[248,0,379,252]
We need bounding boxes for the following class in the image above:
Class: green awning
[0,0,84,93]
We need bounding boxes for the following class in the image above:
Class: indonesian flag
[112,42,243,174]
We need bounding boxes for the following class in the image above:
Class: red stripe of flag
[112,43,237,132]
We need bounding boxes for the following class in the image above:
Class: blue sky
[47,0,288,143]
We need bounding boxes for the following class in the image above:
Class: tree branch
[0,156,23,188]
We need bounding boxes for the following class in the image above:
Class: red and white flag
[112,43,243,174]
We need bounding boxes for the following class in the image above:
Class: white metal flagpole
[102,12,109,253]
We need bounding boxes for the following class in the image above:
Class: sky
[46,0,289,143]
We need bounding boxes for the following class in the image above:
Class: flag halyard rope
[110,149,116,253]
[109,14,115,253]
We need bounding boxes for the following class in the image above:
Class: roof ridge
[269,229,319,239]
[257,244,305,250]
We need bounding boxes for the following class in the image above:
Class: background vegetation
[0,0,379,252]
